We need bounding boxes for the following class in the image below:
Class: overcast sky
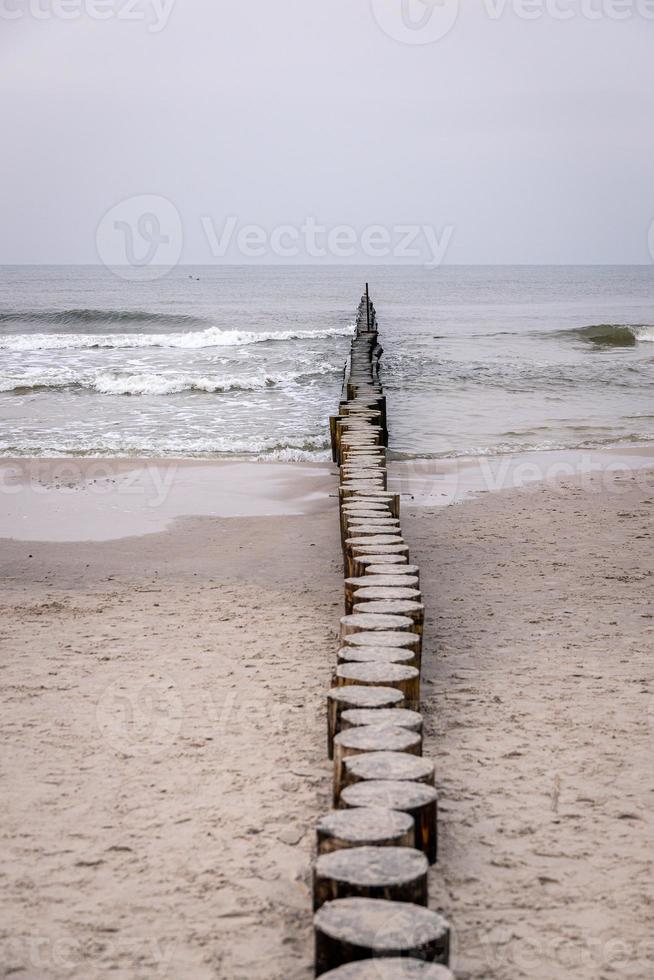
[1,1,653,264]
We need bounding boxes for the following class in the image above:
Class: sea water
[1,265,652,460]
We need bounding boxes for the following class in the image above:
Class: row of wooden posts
[311,289,454,978]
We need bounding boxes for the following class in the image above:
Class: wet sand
[1,445,653,540]
[0,459,334,541]
[1,459,653,978]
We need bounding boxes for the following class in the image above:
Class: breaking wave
[0,362,339,396]
[92,372,276,396]
[0,322,355,352]
[567,324,654,347]
[0,435,332,461]
[0,309,204,328]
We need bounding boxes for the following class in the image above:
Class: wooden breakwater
[311,289,454,978]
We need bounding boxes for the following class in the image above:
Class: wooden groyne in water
[311,289,454,978]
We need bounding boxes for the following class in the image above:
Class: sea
[1,265,653,461]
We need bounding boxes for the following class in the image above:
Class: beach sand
[1,458,653,979]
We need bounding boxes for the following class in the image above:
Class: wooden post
[335,662,420,707]
[344,522,400,536]
[344,575,419,614]
[333,724,422,802]
[336,646,418,670]
[340,707,423,735]
[327,685,404,760]
[351,557,407,578]
[352,586,422,607]
[314,898,451,974]
[351,600,424,636]
[339,613,414,641]
[357,562,420,579]
[313,846,428,910]
[346,545,409,579]
[343,631,420,654]
[318,958,454,979]
[342,751,434,791]
[316,807,415,855]
[341,779,439,865]
[313,289,453,970]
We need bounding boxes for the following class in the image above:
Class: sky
[1,0,653,265]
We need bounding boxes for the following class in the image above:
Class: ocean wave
[92,372,274,396]
[388,433,654,460]
[383,357,652,394]
[257,445,331,462]
[566,324,654,347]
[0,362,339,396]
[0,434,332,461]
[0,323,355,352]
[0,308,205,327]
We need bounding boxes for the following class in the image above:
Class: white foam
[258,446,332,463]
[0,361,339,396]
[92,372,273,396]
[0,324,355,352]
[0,433,331,459]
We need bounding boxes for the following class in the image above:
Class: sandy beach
[1,456,653,979]
[4,3,654,977]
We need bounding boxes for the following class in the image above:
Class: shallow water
[1,265,652,459]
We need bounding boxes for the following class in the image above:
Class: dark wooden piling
[340,780,438,865]
[332,724,422,802]
[313,846,428,910]
[336,646,418,670]
[340,707,423,735]
[314,898,450,975]
[312,289,451,975]
[344,575,419,614]
[334,662,420,708]
[342,752,435,792]
[327,685,404,759]
[339,613,415,642]
[343,631,421,654]
[351,600,425,635]
[319,959,454,979]
[316,807,415,855]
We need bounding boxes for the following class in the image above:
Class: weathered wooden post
[314,898,451,974]
[340,707,423,735]
[313,846,428,910]
[319,959,454,979]
[327,685,404,759]
[316,808,415,855]
[341,752,435,792]
[336,646,418,671]
[332,724,422,802]
[340,780,438,865]
[311,288,452,975]
[343,631,421,655]
[334,662,420,709]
